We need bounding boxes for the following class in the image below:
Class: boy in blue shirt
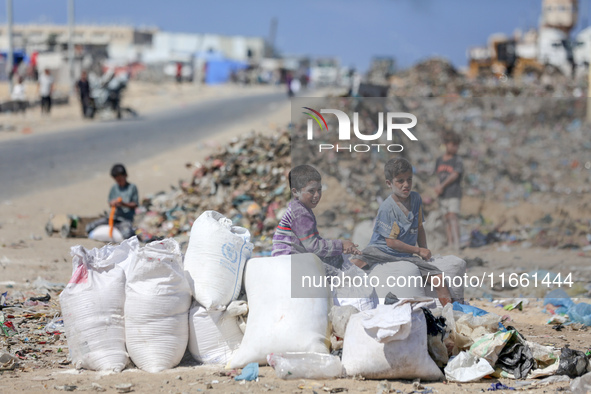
[350,158,451,306]
[86,163,138,239]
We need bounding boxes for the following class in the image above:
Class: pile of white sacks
[60,210,467,380]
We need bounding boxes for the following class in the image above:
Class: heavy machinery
[468,0,579,79]
[467,35,546,80]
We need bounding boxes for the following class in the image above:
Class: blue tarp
[205,59,248,85]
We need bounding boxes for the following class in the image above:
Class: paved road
[0,90,288,201]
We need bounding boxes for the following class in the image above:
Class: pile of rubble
[387,58,585,98]
[135,132,291,253]
[133,57,590,252]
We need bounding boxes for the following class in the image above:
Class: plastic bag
[557,347,591,378]
[267,352,342,380]
[184,211,253,310]
[125,238,191,372]
[443,303,501,352]
[469,330,514,365]
[568,303,591,326]
[444,351,494,382]
[360,303,412,343]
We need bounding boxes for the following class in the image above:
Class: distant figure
[38,69,53,115]
[434,132,463,251]
[76,70,92,118]
[290,77,301,96]
[176,62,183,84]
[11,76,27,114]
[86,164,139,240]
[286,72,294,97]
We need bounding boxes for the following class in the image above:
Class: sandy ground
[0,84,589,393]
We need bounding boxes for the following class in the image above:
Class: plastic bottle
[267,352,342,380]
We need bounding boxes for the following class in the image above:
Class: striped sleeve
[291,204,343,257]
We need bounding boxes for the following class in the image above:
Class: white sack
[125,238,191,372]
[341,308,443,380]
[370,261,427,299]
[88,225,124,243]
[229,254,331,368]
[184,211,253,310]
[332,265,378,311]
[424,255,467,302]
[188,302,244,365]
[60,237,138,371]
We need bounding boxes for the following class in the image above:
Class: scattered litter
[487,382,515,391]
[268,352,342,380]
[556,347,591,378]
[234,362,259,381]
[444,351,494,382]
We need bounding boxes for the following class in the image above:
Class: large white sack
[88,225,124,243]
[369,261,427,300]
[424,255,467,302]
[229,254,331,368]
[188,302,244,365]
[60,237,138,372]
[332,265,378,311]
[125,238,191,373]
[184,211,253,310]
[341,307,444,380]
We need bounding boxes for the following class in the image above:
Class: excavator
[467,36,546,80]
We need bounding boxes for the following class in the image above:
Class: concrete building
[0,24,157,53]
[541,0,578,33]
[139,32,264,64]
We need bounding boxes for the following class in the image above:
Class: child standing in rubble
[349,158,451,306]
[434,132,463,251]
[272,164,360,269]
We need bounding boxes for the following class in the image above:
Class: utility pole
[587,59,591,122]
[268,17,277,57]
[68,0,75,93]
[6,0,13,92]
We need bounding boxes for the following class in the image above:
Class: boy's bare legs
[430,274,452,306]
[350,257,368,269]
[444,213,453,249]
[448,212,460,251]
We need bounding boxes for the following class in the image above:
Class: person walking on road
[38,69,53,115]
[76,70,92,118]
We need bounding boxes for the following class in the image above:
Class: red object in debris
[212,159,224,168]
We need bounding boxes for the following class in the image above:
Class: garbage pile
[0,280,69,372]
[134,132,291,252]
[387,58,585,98]
[124,57,590,253]
[293,93,591,249]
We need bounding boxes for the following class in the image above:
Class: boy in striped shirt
[272,165,360,268]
